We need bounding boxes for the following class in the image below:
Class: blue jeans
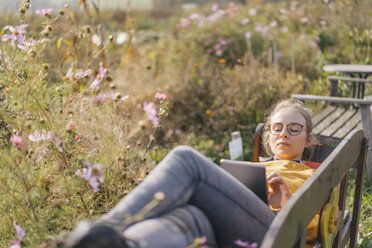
[101,146,275,247]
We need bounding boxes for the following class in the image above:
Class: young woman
[64,99,317,248]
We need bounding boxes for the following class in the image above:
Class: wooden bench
[291,94,372,181]
[255,129,368,248]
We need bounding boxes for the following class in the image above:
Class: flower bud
[24,3,30,9]
[43,63,50,71]
[109,83,116,89]
[109,35,115,42]
[59,9,65,15]
[84,25,91,33]
[19,8,26,14]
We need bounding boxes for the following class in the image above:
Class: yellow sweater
[259,160,319,243]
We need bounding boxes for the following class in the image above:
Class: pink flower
[28,130,47,143]
[17,38,37,51]
[301,17,309,23]
[211,4,219,11]
[2,24,28,45]
[299,34,306,40]
[90,67,107,89]
[0,50,2,59]
[76,161,104,193]
[245,31,252,39]
[10,135,24,149]
[189,13,201,21]
[241,18,250,25]
[179,18,191,28]
[319,20,327,26]
[248,8,257,16]
[47,130,63,152]
[35,146,49,162]
[144,102,159,126]
[91,94,106,104]
[35,8,53,15]
[234,240,258,248]
[9,224,24,248]
[269,21,278,28]
[74,135,81,142]
[215,49,223,56]
[66,121,76,131]
[310,41,317,49]
[280,26,289,33]
[75,69,92,79]
[155,93,168,100]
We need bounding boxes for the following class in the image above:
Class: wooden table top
[323,64,372,75]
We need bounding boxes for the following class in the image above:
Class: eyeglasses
[269,122,305,136]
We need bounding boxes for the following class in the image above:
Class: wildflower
[245,31,252,39]
[0,50,2,59]
[47,130,63,152]
[90,67,107,89]
[74,135,81,142]
[269,21,278,28]
[116,32,128,45]
[241,18,250,25]
[92,34,102,46]
[91,94,106,104]
[280,26,289,33]
[301,17,309,23]
[28,130,47,143]
[9,224,24,248]
[205,109,212,116]
[234,240,258,248]
[35,146,49,162]
[218,58,226,64]
[189,13,201,21]
[299,34,306,40]
[179,18,191,28]
[2,24,28,45]
[319,20,327,26]
[144,102,159,126]
[75,69,92,79]
[35,8,53,16]
[17,38,37,51]
[155,93,168,100]
[76,161,104,193]
[211,4,218,11]
[310,41,317,49]
[66,121,76,131]
[10,224,24,248]
[215,49,223,56]
[248,8,257,16]
[10,135,24,149]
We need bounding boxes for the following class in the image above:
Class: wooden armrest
[327,76,372,84]
[292,94,372,105]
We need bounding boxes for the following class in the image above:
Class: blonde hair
[262,98,314,160]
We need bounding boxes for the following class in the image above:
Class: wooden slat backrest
[260,129,367,248]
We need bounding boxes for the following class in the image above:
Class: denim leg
[123,205,217,248]
[101,146,275,246]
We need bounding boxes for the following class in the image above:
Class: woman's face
[268,108,311,161]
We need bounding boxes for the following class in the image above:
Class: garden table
[323,64,372,99]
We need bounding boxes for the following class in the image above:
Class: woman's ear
[305,134,313,148]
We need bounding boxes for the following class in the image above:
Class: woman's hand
[266,172,292,209]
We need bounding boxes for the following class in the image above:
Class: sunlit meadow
[0,0,371,247]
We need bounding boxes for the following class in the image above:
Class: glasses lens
[270,123,283,134]
[287,123,302,136]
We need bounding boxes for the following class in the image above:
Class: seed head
[154,191,165,201]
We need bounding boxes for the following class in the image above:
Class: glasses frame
[269,122,305,136]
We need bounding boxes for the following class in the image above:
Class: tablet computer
[220,159,268,204]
